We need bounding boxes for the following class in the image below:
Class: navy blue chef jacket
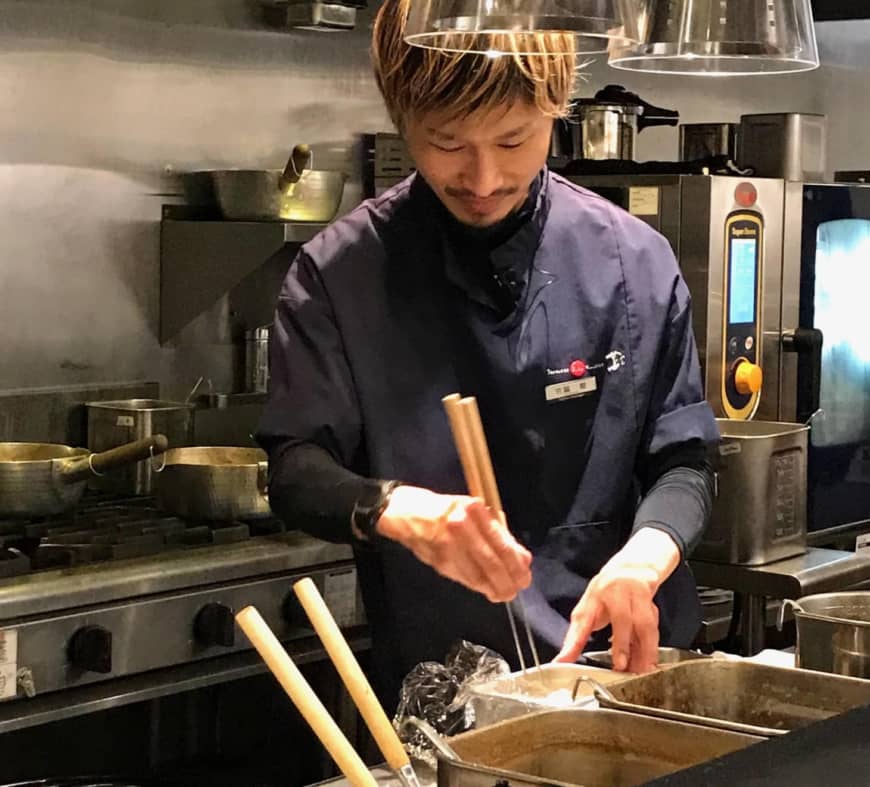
[258,170,719,706]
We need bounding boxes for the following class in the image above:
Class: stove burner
[0,493,284,578]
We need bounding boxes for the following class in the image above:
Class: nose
[461,148,503,197]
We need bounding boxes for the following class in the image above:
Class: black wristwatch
[350,479,402,541]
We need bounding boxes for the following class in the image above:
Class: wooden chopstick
[457,396,504,515]
[236,606,378,787]
[441,394,484,499]
[441,393,545,678]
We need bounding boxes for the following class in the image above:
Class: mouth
[455,194,505,216]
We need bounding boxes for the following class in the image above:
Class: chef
[257,0,718,709]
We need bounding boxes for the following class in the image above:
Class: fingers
[605,591,634,671]
[553,596,600,663]
[627,598,659,673]
[451,510,517,602]
[554,577,662,672]
[467,502,532,594]
[408,495,531,603]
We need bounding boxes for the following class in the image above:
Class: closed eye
[431,142,464,153]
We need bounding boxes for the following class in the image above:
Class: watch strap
[351,479,402,541]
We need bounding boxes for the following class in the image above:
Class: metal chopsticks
[442,394,542,677]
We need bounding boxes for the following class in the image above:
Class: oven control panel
[722,210,764,419]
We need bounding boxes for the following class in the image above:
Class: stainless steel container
[694,419,809,566]
[86,399,195,495]
[551,85,678,163]
[738,113,827,181]
[594,659,870,737]
[211,168,346,222]
[583,647,710,670]
[575,103,642,161]
[245,326,271,393]
[441,709,761,787]
[680,122,738,161]
[786,592,870,678]
[154,446,271,521]
[466,664,628,727]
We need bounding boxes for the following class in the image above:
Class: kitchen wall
[0,1,860,411]
[812,20,870,174]
[0,0,389,403]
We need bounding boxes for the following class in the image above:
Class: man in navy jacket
[258,0,718,708]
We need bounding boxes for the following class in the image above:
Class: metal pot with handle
[552,84,679,162]
[154,446,271,521]
[781,593,870,678]
[187,143,347,222]
[0,435,169,518]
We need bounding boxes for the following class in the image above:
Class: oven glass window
[729,237,757,324]
[813,218,870,449]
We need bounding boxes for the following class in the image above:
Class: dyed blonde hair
[371,1,577,131]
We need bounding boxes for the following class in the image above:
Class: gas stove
[0,494,284,576]
[0,494,363,712]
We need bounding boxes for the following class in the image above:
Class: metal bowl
[210,168,346,222]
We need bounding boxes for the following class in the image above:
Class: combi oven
[567,173,870,540]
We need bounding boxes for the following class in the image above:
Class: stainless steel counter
[690,547,870,654]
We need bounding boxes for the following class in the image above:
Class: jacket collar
[409,170,551,317]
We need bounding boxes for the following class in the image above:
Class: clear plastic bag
[393,640,509,768]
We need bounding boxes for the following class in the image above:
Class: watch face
[352,480,394,538]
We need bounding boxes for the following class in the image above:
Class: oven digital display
[729,237,757,324]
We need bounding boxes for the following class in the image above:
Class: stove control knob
[67,625,113,674]
[281,593,311,630]
[194,603,236,648]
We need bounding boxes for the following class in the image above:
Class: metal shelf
[812,1,870,20]
[159,205,327,342]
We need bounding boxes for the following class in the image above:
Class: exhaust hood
[260,0,366,32]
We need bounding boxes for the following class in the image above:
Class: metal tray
[440,708,761,787]
[595,659,870,737]
[466,664,629,727]
[582,647,710,669]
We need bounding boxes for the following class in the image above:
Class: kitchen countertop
[690,547,870,598]
[646,703,870,786]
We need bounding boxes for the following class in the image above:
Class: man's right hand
[376,485,532,603]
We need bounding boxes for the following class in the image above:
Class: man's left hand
[553,528,681,673]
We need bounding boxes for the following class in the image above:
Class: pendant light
[608,0,819,75]
[403,0,651,55]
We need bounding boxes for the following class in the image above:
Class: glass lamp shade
[403,0,651,55]
[608,0,820,75]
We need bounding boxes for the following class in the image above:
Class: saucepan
[780,593,870,679]
[0,435,168,518]
[185,143,347,222]
[154,446,271,521]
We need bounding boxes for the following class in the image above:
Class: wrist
[610,528,681,589]
[350,479,402,541]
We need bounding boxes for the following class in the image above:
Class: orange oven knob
[734,360,763,395]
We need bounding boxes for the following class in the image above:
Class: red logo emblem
[569,360,587,378]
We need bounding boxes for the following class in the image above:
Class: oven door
[782,183,870,535]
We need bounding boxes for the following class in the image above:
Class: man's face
[403,101,554,227]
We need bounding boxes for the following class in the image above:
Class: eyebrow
[425,121,533,142]
[496,122,533,140]
[426,127,456,141]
